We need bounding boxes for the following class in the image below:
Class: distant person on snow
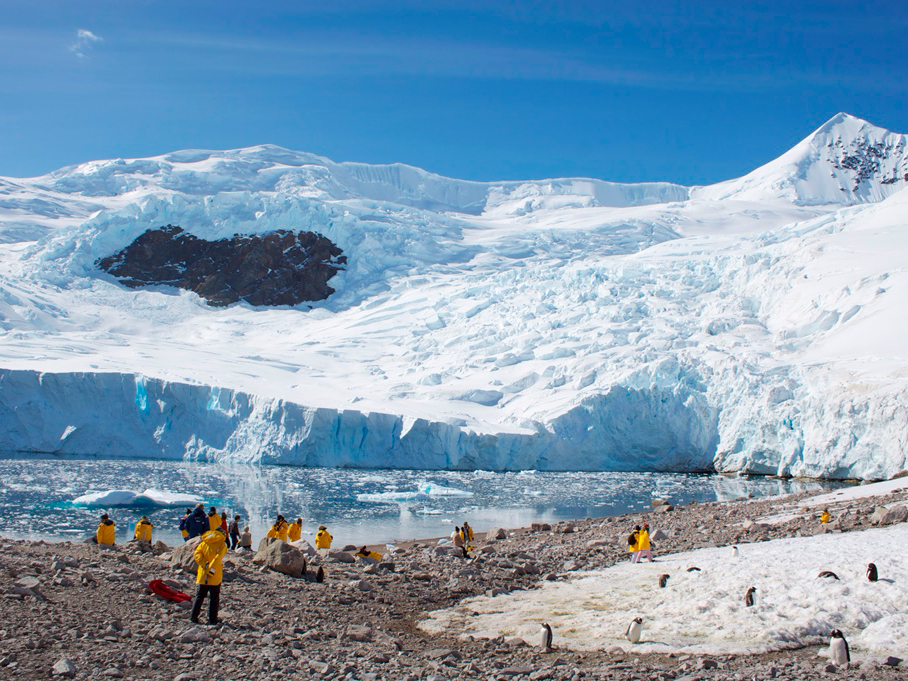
[207,506,221,531]
[134,516,153,542]
[239,526,253,550]
[633,523,654,563]
[179,509,191,542]
[820,509,831,524]
[190,527,228,626]
[287,518,302,543]
[315,525,333,557]
[96,513,116,546]
[627,526,640,562]
[185,504,210,539]
[229,515,241,550]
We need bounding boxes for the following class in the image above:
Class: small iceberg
[357,481,474,503]
[72,488,204,508]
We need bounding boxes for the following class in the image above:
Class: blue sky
[2,1,906,184]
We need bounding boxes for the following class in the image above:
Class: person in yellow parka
[627,525,639,562]
[820,509,831,524]
[315,524,332,557]
[207,506,221,531]
[190,527,228,625]
[633,523,654,563]
[355,546,382,562]
[134,516,153,542]
[266,515,289,542]
[287,518,302,543]
[96,513,116,546]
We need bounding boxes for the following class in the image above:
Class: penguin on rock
[829,629,850,665]
[539,622,553,651]
[625,617,643,644]
[745,586,756,607]
[867,563,878,582]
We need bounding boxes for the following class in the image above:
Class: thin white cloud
[69,28,102,59]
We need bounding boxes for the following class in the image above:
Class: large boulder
[485,528,507,540]
[170,536,203,576]
[253,540,307,577]
[289,539,317,557]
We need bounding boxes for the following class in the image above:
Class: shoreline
[1,478,906,680]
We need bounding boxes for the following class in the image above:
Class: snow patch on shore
[421,524,908,658]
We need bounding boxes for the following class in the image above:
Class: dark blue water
[0,456,842,548]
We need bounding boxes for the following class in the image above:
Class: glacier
[0,113,906,479]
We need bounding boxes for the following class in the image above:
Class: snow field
[420,524,908,658]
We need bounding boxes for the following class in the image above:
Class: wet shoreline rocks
[1,484,906,680]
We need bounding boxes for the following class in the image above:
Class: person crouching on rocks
[239,526,252,550]
[355,546,382,562]
[267,515,289,542]
[134,516,153,543]
[191,526,228,626]
[633,523,654,563]
[96,513,116,546]
[315,525,332,557]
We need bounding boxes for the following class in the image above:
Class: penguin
[817,571,839,580]
[829,629,850,665]
[687,566,701,572]
[625,617,643,644]
[658,574,670,588]
[867,563,878,582]
[316,566,325,583]
[539,622,553,651]
[745,586,756,607]
[730,546,739,558]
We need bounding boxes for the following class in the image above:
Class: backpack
[627,532,637,546]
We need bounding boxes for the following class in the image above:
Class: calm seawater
[0,456,844,548]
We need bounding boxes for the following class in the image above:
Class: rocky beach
[2,478,907,681]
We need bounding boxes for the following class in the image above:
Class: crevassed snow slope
[0,114,906,478]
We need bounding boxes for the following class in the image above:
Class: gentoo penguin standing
[730,546,739,558]
[539,622,553,651]
[829,629,850,665]
[744,586,756,607]
[316,566,325,583]
[625,617,643,644]
[658,574,670,588]
[867,563,878,582]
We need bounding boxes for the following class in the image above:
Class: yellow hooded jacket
[287,522,302,543]
[820,512,831,524]
[134,520,153,542]
[97,520,116,546]
[637,529,651,551]
[627,530,638,553]
[194,530,228,586]
[315,529,332,550]
[356,549,382,562]
[208,513,220,531]
[267,521,289,542]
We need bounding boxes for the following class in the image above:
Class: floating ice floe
[72,488,204,507]
[356,482,473,503]
[420,523,908,658]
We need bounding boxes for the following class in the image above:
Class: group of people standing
[627,523,654,563]
[265,515,334,556]
[94,513,155,545]
[179,504,252,550]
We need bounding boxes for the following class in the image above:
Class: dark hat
[318,525,327,530]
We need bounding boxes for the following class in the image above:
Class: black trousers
[230,533,240,550]
[190,584,220,624]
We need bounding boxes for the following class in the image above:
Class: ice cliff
[0,113,906,479]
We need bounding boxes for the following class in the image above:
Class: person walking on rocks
[288,518,302,543]
[134,516,153,543]
[315,524,332,557]
[229,515,241,550]
[179,508,191,542]
[185,504,210,539]
[627,526,640,562]
[633,523,654,563]
[96,513,116,546]
[208,506,221,531]
[190,526,228,626]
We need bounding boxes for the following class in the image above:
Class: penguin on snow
[867,563,878,582]
[744,586,756,607]
[829,629,850,665]
[730,546,739,558]
[817,570,839,580]
[625,617,643,644]
[539,622,553,651]
[658,574,670,588]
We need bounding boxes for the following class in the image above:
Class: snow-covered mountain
[0,113,906,479]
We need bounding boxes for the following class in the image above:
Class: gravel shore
[2,482,906,681]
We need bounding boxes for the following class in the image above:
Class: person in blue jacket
[183,504,211,539]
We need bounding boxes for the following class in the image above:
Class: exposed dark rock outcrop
[97,225,346,306]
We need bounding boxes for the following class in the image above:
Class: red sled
[148,579,192,603]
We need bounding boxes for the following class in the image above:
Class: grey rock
[329,551,355,564]
[173,674,196,681]
[345,625,372,642]
[52,657,76,677]
[355,579,374,592]
[14,576,41,591]
[426,648,460,660]
[486,527,507,540]
[170,536,203,576]
[651,529,669,541]
[177,628,212,644]
[884,656,903,666]
[253,540,307,577]
[308,660,335,675]
[102,668,124,678]
[500,666,535,676]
